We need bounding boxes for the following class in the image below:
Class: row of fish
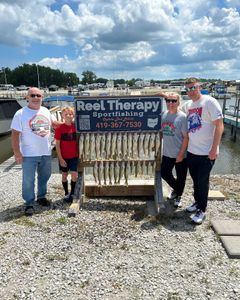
[92,160,156,186]
[79,132,161,161]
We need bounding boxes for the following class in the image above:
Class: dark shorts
[59,157,78,173]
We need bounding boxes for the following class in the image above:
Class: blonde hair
[61,106,74,114]
[185,77,200,85]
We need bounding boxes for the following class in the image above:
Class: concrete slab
[208,190,225,200]
[211,220,240,236]
[220,236,240,259]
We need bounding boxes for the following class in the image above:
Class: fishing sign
[75,96,163,132]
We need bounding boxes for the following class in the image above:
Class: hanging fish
[105,132,112,159]
[155,132,161,157]
[124,161,130,186]
[114,162,120,184]
[122,133,128,159]
[137,160,142,176]
[118,161,125,184]
[84,133,90,160]
[103,161,109,185]
[79,134,84,159]
[142,160,147,175]
[111,132,117,159]
[100,134,106,158]
[98,161,103,186]
[109,162,114,185]
[127,132,133,158]
[137,133,144,158]
[148,133,156,157]
[95,133,101,159]
[116,133,122,159]
[93,161,98,183]
[89,133,95,161]
[132,132,138,159]
[143,133,150,157]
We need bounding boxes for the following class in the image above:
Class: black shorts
[59,157,78,173]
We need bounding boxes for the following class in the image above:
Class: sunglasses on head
[30,94,42,98]
[165,99,178,103]
[185,85,199,92]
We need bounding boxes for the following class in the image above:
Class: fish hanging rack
[68,95,165,217]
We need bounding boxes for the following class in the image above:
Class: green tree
[81,70,97,85]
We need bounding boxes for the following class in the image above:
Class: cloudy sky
[0,0,240,80]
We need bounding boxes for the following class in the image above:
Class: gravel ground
[0,169,240,300]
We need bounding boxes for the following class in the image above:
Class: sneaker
[24,206,34,216]
[37,197,51,207]
[63,194,73,203]
[186,202,197,213]
[167,190,177,200]
[174,196,182,208]
[191,209,205,225]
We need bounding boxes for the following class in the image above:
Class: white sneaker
[167,190,177,200]
[191,209,205,225]
[186,202,197,213]
[174,197,182,208]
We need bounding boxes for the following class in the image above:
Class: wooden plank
[208,190,225,200]
[68,170,84,217]
[84,180,154,197]
[154,170,165,213]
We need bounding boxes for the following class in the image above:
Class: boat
[211,85,231,99]
[42,95,75,109]
[0,97,27,136]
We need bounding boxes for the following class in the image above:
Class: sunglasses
[165,99,178,103]
[185,85,199,92]
[30,94,42,98]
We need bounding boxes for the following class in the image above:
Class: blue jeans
[22,156,52,206]
[187,152,215,212]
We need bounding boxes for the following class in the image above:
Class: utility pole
[2,67,7,84]
[36,64,40,88]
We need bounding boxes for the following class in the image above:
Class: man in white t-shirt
[184,78,224,224]
[11,87,59,216]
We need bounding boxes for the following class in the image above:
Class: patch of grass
[167,291,182,300]
[120,243,129,251]
[56,216,68,225]
[46,254,68,262]
[210,254,224,265]
[14,216,36,227]
[229,266,239,276]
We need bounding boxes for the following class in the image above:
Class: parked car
[48,84,58,91]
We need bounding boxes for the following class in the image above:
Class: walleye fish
[127,132,133,158]
[114,161,120,184]
[116,133,122,159]
[118,161,125,184]
[103,161,109,185]
[142,160,147,175]
[89,133,95,160]
[132,132,138,159]
[122,133,128,159]
[148,133,155,157]
[98,161,104,186]
[137,160,142,176]
[93,161,98,183]
[79,134,84,159]
[84,133,90,160]
[155,132,161,156]
[105,132,112,159]
[143,133,150,157]
[100,134,106,158]
[95,133,101,159]
[137,133,144,158]
[111,132,117,159]
[124,161,130,186]
[109,162,114,185]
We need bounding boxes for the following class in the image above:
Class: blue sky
[0,0,240,80]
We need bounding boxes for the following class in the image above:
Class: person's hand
[208,149,218,160]
[14,152,23,164]
[176,153,184,163]
[59,159,67,167]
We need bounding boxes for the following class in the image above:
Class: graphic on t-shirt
[188,107,202,133]
[29,114,51,137]
[162,121,175,136]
